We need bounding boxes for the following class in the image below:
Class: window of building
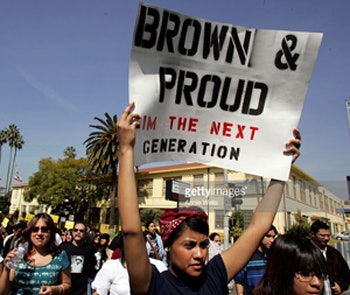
[325,197,329,213]
[319,194,324,210]
[28,205,35,214]
[243,178,264,195]
[214,172,225,188]
[313,195,317,207]
[292,176,297,199]
[215,209,224,228]
[309,186,316,207]
[300,180,306,203]
[330,200,335,214]
[20,205,26,216]
[193,174,204,188]
[137,178,153,198]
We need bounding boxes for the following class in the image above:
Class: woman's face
[147,223,156,234]
[30,218,51,249]
[100,238,108,246]
[93,235,100,244]
[212,234,222,246]
[169,228,209,278]
[65,232,73,242]
[261,229,277,250]
[293,273,324,295]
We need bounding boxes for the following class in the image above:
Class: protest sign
[129,2,323,180]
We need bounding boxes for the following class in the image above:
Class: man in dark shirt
[61,222,97,295]
[2,221,27,257]
[310,220,350,295]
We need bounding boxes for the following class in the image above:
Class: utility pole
[223,169,230,249]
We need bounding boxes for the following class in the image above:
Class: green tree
[0,191,11,214]
[84,113,119,233]
[284,209,311,238]
[63,146,77,159]
[8,134,24,190]
[140,208,164,227]
[229,210,245,241]
[24,156,100,221]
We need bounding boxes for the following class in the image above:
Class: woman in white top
[92,233,167,295]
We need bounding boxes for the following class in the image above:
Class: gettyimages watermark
[184,185,247,199]
[181,185,247,207]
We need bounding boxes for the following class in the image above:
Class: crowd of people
[1,213,350,295]
[0,102,349,295]
[0,214,172,295]
[1,210,349,295]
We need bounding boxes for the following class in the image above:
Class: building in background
[9,163,350,235]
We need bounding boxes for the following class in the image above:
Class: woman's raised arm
[221,128,301,281]
[117,102,152,295]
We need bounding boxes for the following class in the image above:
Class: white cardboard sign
[129,2,323,180]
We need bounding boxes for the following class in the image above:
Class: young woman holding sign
[117,101,301,295]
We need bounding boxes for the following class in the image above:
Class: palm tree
[5,125,21,193]
[8,134,24,191]
[84,113,119,233]
[0,129,8,175]
[64,146,77,159]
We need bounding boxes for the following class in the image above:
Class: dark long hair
[112,232,126,266]
[254,234,327,295]
[22,213,61,256]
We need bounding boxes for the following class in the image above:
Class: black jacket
[325,245,350,293]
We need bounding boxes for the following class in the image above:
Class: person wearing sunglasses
[254,234,327,295]
[2,220,27,258]
[60,222,97,295]
[0,213,71,295]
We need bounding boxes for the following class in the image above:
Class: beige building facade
[134,163,348,235]
[9,163,349,235]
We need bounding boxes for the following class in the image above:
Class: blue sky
[0,0,349,198]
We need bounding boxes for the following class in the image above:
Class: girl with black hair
[254,234,327,295]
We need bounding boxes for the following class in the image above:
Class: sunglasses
[32,226,50,233]
[73,228,85,233]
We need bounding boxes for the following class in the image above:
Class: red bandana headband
[159,206,208,247]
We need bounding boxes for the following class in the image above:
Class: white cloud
[18,68,81,113]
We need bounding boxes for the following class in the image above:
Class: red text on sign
[210,121,259,140]
[169,116,198,132]
[141,116,157,130]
